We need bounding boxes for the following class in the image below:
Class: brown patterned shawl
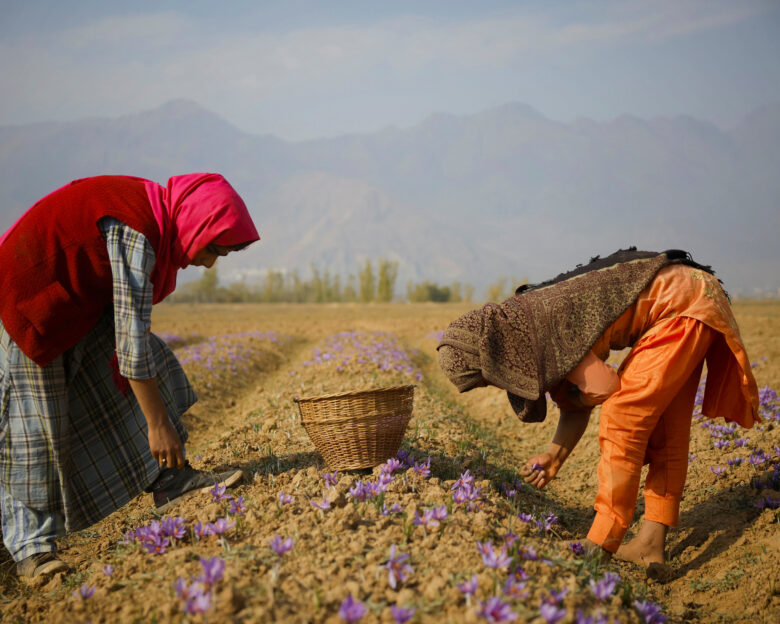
[437,248,708,422]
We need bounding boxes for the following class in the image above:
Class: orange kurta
[554,264,759,552]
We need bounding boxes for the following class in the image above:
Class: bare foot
[615,535,664,567]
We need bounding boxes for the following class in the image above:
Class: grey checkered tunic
[0,218,195,532]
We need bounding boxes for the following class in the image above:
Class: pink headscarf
[144,173,260,303]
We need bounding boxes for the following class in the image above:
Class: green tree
[376,258,399,302]
[358,259,376,303]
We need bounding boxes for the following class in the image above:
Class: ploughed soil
[1,301,778,623]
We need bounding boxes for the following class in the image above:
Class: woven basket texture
[294,385,415,470]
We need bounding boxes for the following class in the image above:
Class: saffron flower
[182,589,212,614]
[196,556,225,585]
[72,583,96,600]
[278,492,295,505]
[589,572,620,600]
[518,544,538,560]
[502,576,528,599]
[193,521,212,539]
[727,458,743,467]
[457,574,479,596]
[476,596,518,623]
[477,540,512,569]
[142,535,170,555]
[210,483,232,503]
[384,544,414,589]
[531,463,544,472]
[432,504,449,521]
[569,541,585,555]
[710,465,726,477]
[517,512,533,523]
[229,496,247,515]
[380,502,402,515]
[311,498,331,510]
[452,470,475,491]
[381,458,402,475]
[542,588,569,605]
[749,451,767,466]
[322,471,340,488]
[413,509,440,530]
[412,456,431,478]
[503,530,519,547]
[270,534,294,556]
[540,603,567,624]
[210,517,236,535]
[633,599,667,623]
[102,564,114,577]
[161,516,187,540]
[576,611,609,624]
[339,595,367,622]
[391,604,415,624]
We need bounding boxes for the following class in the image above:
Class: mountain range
[1,99,778,297]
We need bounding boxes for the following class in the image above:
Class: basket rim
[293,384,416,403]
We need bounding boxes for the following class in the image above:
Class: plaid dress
[0,218,195,533]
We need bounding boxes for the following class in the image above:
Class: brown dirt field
[1,301,778,623]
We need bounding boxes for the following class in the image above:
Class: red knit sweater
[0,176,161,366]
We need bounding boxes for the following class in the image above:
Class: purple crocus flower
[339,595,367,622]
[161,516,187,540]
[734,437,748,447]
[193,520,212,539]
[749,451,767,466]
[412,457,431,478]
[569,541,585,555]
[381,458,402,475]
[210,517,236,535]
[451,470,475,491]
[196,556,226,585]
[432,505,449,521]
[502,576,528,599]
[72,583,96,600]
[710,465,726,477]
[457,573,479,596]
[542,588,569,605]
[518,545,538,561]
[311,498,331,510]
[142,535,170,555]
[322,471,340,488]
[476,596,518,623]
[269,534,294,556]
[633,599,667,623]
[413,509,440,530]
[576,611,609,624]
[540,603,567,624]
[391,604,415,624]
[229,496,247,515]
[589,572,620,600]
[102,564,114,577]
[477,540,512,569]
[384,544,414,589]
[518,512,533,523]
[348,481,369,502]
[210,483,232,503]
[279,492,295,505]
[381,502,402,515]
[182,589,212,615]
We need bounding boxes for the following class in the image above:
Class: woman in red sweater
[0,173,259,578]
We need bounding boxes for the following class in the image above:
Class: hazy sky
[2,0,779,140]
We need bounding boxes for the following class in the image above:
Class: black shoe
[151,461,244,512]
[17,551,69,579]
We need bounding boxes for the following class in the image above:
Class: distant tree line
[171,258,525,304]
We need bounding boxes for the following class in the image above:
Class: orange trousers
[587,316,716,552]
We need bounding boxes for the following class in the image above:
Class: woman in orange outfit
[437,248,759,577]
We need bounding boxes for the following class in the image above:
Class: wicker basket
[294,385,415,470]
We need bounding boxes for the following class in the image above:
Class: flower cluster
[300,330,423,381]
[451,469,483,511]
[174,557,225,615]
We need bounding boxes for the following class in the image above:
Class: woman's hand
[521,452,561,489]
[128,377,185,469]
[147,419,185,469]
